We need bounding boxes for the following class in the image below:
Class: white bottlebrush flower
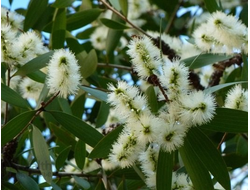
[159,60,190,100]
[179,91,216,126]
[129,113,161,144]
[172,172,194,190]
[1,7,24,31]
[224,85,248,111]
[46,49,82,98]
[109,129,144,168]
[193,23,223,52]
[1,24,18,65]
[19,78,44,101]
[107,81,149,120]
[127,35,162,79]
[206,11,247,50]
[157,118,187,152]
[90,25,108,50]
[139,143,159,188]
[16,31,48,65]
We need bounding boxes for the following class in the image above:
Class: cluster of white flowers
[105,35,217,188]
[193,11,248,54]
[1,8,82,101]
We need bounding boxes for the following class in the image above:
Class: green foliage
[1,0,247,189]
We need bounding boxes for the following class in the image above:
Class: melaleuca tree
[1,0,248,189]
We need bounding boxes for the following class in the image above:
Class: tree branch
[98,0,152,38]
[11,162,102,178]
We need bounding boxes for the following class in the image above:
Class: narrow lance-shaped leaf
[100,18,130,30]
[49,111,103,147]
[200,108,247,133]
[66,9,103,31]
[55,145,72,171]
[119,0,128,17]
[1,83,30,109]
[75,140,86,170]
[79,85,108,102]
[16,172,40,190]
[80,49,98,79]
[179,140,214,190]
[186,128,231,190]
[52,0,75,8]
[156,149,173,190]
[203,0,221,13]
[51,8,66,49]
[2,111,36,147]
[73,176,91,189]
[89,125,124,158]
[181,53,232,69]
[32,125,52,184]
[204,81,247,94]
[13,51,54,77]
[23,0,49,31]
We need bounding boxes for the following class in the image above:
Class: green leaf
[24,0,49,31]
[109,0,121,10]
[49,111,103,147]
[200,108,247,133]
[179,141,214,190]
[96,102,110,128]
[73,175,91,189]
[106,13,124,56]
[236,135,248,156]
[16,172,39,190]
[2,111,36,147]
[52,0,75,8]
[186,128,231,190]
[49,123,76,150]
[112,167,141,180]
[35,83,50,109]
[27,70,46,83]
[51,8,66,49]
[119,0,128,17]
[75,140,86,170]
[80,49,98,78]
[66,8,103,31]
[76,26,97,39]
[145,86,158,113]
[156,149,173,190]
[66,31,85,54]
[100,18,130,30]
[89,125,124,158]
[13,51,54,77]
[240,53,248,89]
[57,97,72,115]
[181,53,232,69]
[79,86,108,102]
[1,83,30,109]
[203,0,220,13]
[71,93,86,118]
[204,81,247,94]
[1,62,7,84]
[32,125,52,184]
[55,145,71,170]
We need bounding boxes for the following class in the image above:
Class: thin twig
[13,91,60,141]
[99,0,152,38]
[97,63,132,71]
[165,0,184,33]
[11,162,102,178]
[217,133,227,150]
